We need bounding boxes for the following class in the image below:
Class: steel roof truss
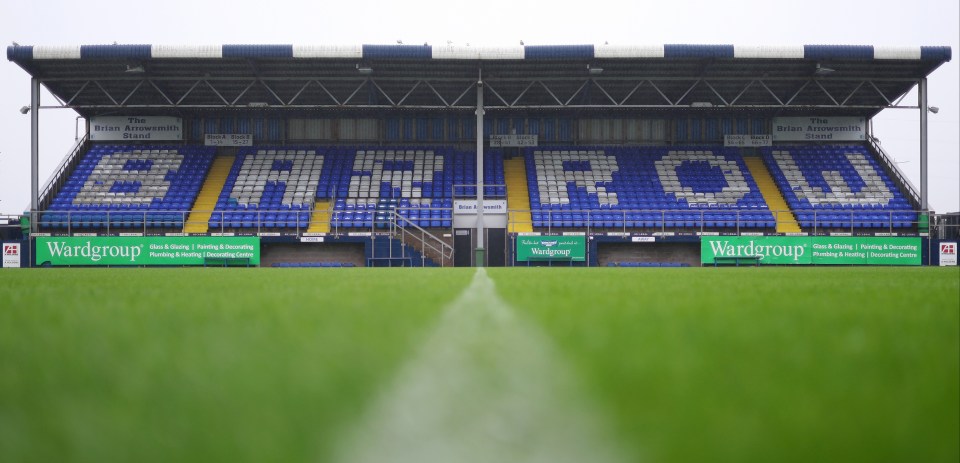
[563,80,591,106]
[422,81,451,107]
[783,80,812,106]
[756,80,785,106]
[202,80,231,106]
[484,82,511,107]
[118,80,145,106]
[703,80,731,106]
[840,81,866,106]
[341,79,369,106]
[727,80,760,106]
[368,80,397,106]
[646,81,675,106]
[258,80,287,106]
[618,80,646,106]
[891,84,915,107]
[813,80,840,106]
[286,80,313,105]
[230,80,258,106]
[63,81,91,106]
[315,80,343,106]
[175,80,203,106]
[589,79,618,105]
[450,81,475,107]
[536,81,564,106]
[93,81,119,106]
[674,79,702,106]
[396,80,423,106]
[147,80,175,105]
[510,81,537,107]
[867,80,895,106]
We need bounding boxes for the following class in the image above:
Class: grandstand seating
[208,148,319,230]
[39,143,919,234]
[763,146,916,229]
[526,147,776,229]
[209,147,505,231]
[41,145,214,229]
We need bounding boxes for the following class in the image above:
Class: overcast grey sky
[1,0,957,212]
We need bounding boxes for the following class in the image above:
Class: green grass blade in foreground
[0,268,474,463]
[489,267,960,463]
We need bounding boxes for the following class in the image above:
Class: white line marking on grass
[330,268,630,463]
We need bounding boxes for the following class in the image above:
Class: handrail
[508,207,924,236]
[868,136,921,209]
[29,206,934,240]
[38,135,89,210]
[389,210,454,267]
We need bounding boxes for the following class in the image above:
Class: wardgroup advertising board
[701,236,921,266]
[517,236,585,261]
[36,237,260,266]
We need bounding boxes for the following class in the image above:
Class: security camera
[477,81,484,88]
[19,106,30,114]
[929,106,939,114]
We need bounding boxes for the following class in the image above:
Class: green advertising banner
[517,236,586,261]
[36,236,260,266]
[701,236,921,266]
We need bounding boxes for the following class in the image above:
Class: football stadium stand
[526,147,775,230]
[37,142,921,234]
[763,146,916,229]
[7,42,953,266]
[40,145,214,230]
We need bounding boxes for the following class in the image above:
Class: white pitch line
[330,268,631,463]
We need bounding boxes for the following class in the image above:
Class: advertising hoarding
[701,236,921,266]
[36,236,260,266]
[517,236,586,262]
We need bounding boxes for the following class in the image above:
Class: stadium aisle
[330,268,629,463]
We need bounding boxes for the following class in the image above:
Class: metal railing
[869,136,921,209]
[389,210,454,267]
[38,135,90,211]
[29,207,931,238]
[512,208,924,236]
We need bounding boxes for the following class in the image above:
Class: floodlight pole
[30,78,40,235]
[475,72,485,267]
[918,77,928,212]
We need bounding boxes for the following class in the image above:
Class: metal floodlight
[125,64,145,73]
[587,64,603,75]
[19,106,30,114]
[356,64,373,75]
[814,63,835,76]
[928,106,939,114]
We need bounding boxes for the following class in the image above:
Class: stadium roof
[7,43,952,118]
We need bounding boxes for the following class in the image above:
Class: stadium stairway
[307,199,332,233]
[504,158,533,233]
[184,155,234,233]
[368,236,438,267]
[743,156,801,233]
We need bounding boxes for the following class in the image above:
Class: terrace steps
[504,158,533,233]
[184,155,234,233]
[743,156,802,233]
[307,199,332,233]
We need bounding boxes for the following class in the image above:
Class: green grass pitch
[1,267,957,463]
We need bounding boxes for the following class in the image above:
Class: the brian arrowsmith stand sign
[90,116,183,141]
